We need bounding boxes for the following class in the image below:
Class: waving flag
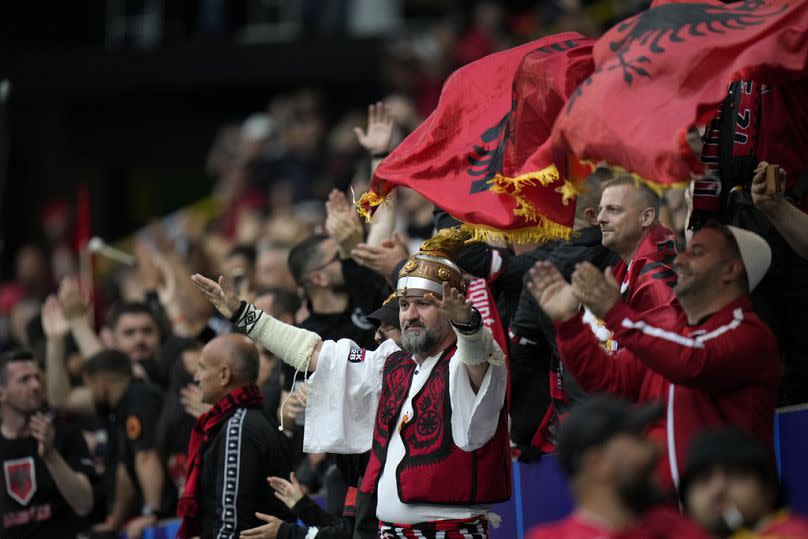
[358,33,595,243]
[551,0,808,188]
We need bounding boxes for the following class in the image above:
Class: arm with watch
[425,281,508,453]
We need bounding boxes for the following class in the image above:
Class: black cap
[367,298,400,330]
[679,428,774,498]
[557,395,664,479]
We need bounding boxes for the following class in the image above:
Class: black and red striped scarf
[177,384,263,538]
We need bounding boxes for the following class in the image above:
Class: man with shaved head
[177,334,294,538]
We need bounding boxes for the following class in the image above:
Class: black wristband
[229,300,247,323]
[370,150,390,159]
[451,307,483,334]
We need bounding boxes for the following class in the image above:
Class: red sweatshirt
[527,508,710,539]
[556,297,780,492]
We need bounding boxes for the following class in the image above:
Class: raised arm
[752,161,808,260]
[354,101,398,245]
[58,276,103,360]
[41,296,95,415]
[191,274,324,372]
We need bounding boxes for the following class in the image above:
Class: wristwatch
[141,505,156,518]
[451,307,483,334]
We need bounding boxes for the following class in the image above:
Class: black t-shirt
[1,419,95,539]
[114,380,176,514]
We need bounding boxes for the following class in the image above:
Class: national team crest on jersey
[4,457,37,505]
[348,348,366,363]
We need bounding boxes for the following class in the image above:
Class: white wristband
[234,303,321,372]
[453,325,505,366]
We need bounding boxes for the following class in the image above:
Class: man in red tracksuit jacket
[527,221,780,494]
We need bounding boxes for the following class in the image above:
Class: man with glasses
[529,222,780,495]
[287,234,390,349]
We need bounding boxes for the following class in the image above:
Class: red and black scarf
[177,384,263,538]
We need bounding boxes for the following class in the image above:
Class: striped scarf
[177,384,263,539]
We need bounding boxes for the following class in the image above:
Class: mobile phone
[765,164,782,194]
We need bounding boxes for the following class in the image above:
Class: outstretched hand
[571,262,620,319]
[239,512,282,539]
[190,274,242,319]
[526,261,579,322]
[267,472,305,509]
[424,281,473,325]
[353,101,395,155]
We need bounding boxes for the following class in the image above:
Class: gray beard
[401,326,444,356]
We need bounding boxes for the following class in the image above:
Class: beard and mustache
[616,459,667,515]
[400,320,450,356]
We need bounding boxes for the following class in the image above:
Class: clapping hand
[526,261,579,322]
[571,262,620,319]
[267,472,305,509]
[239,513,283,539]
[29,412,55,458]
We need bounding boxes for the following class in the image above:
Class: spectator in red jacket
[681,428,808,538]
[528,221,779,494]
[527,395,709,539]
[596,174,678,320]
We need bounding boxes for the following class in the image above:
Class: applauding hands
[527,261,621,322]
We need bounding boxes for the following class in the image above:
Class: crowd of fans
[3,2,808,539]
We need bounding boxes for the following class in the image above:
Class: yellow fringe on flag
[460,219,573,245]
[355,191,388,223]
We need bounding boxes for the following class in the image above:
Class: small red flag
[358,33,595,243]
[551,0,808,188]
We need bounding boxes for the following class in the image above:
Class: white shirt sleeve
[448,326,508,452]
[303,338,400,454]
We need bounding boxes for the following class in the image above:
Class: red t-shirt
[527,508,710,539]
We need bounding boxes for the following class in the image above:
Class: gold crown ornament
[396,228,470,298]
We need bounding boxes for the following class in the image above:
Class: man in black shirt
[177,334,294,538]
[0,349,94,539]
[83,350,172,539]
[288,234,389,349]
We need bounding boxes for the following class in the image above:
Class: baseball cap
[557,395,664,479]
[367,298,400,329]
[725,226,771,292]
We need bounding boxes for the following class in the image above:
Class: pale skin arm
[29,413,93,517]
[425,282,488,390]
[58,276,103,359]
[41,295,95,415]
[751,161,808,260]
[354,101,398,245]
[190,274,324,371]
[135,450,164,514]
[102,463,136,531]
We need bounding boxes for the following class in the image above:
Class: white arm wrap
[453,324,505,366]
[234,303,322,372]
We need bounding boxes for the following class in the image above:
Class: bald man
[177,335,295,539]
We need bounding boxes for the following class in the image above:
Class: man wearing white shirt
[192,230,510,538]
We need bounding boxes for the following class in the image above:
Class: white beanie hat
[726,226,772,292]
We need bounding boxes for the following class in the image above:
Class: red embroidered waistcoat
[359,347,511,505]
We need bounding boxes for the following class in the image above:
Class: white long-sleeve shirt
[302,328,507,524]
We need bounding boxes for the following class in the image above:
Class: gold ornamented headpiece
[396,228,470,297]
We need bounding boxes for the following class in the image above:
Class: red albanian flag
[551,0,808,188]
[358,33,595,243]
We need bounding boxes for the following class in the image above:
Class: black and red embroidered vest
[359,347,511,505]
